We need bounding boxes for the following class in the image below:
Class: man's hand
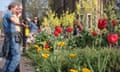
[26,17,31,22]
[21,22,26,27]
[21,23,29,27]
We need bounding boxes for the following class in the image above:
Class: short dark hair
[8,2,21,10]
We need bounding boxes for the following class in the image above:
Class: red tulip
[103,19,107,25]
[45,44,49,49]
[107,34,118,44]
[66,26,73,33]
[55,26,63,33]
[98,18,107,30]
[54,31,59,36]
[92,32,97,37]
[112,20,117,26]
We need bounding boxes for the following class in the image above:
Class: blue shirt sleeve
[2,12,13,33]
[6,12,12,20]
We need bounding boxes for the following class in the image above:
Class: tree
[26,0,48,17]
[15,0,48,18]
[49,0,77,16]
[103,0,117,20]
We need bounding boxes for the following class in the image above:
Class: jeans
[3,33,21,72]
[0,33,10,57]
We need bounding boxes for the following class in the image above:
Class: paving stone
[20,57,35,72]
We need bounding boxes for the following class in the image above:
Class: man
[15,3,23,72]
[2,2,24,72]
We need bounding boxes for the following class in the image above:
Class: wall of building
[49,0,103,29]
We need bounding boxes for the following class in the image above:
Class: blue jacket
[28,21,38,33]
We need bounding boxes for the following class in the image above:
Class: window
[80,14,84,24]
[87,14,92,28]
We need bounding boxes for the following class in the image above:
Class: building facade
[78,0,103,29]
[49,0,103,29]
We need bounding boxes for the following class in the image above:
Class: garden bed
[26,47,120,72]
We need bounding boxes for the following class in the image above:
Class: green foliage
[27,47,120,72]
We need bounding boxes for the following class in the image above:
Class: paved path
[0,37,35,72]
[0,37,5,72]
[20,57,35,72]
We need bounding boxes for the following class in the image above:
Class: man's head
[16,3,23,17]
[8,2,18,13]
[8,2,22,16]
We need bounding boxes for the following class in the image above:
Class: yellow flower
[82,68,91,72]
[61,10,75,27]
[57,41,66,47]
[43,48,50,51]
[36,48,42,53]
[34,44,39,49]
[61,42,66,46]
[43,41,47,45]
[42,53,50,59]
[70,69,78,72]
[42,17,49,27]
[25,27,30,36]
[57,42,61,47]
[69,53,76,58]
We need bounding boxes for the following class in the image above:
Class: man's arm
[10,16,27,27]
[10,16,21,26]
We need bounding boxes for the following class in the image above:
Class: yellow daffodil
[70,69,78,72]
[36,48,42,53]
[57,41,66,47]
[61,42,66,46]
[82,68,91,72]
[43,48,50,51]
[43,41,47,45]
[42,53,50,59]
[57,42,61,47]
[40,41,47,46]
[34,44,40,49]
[69,53,76,58]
